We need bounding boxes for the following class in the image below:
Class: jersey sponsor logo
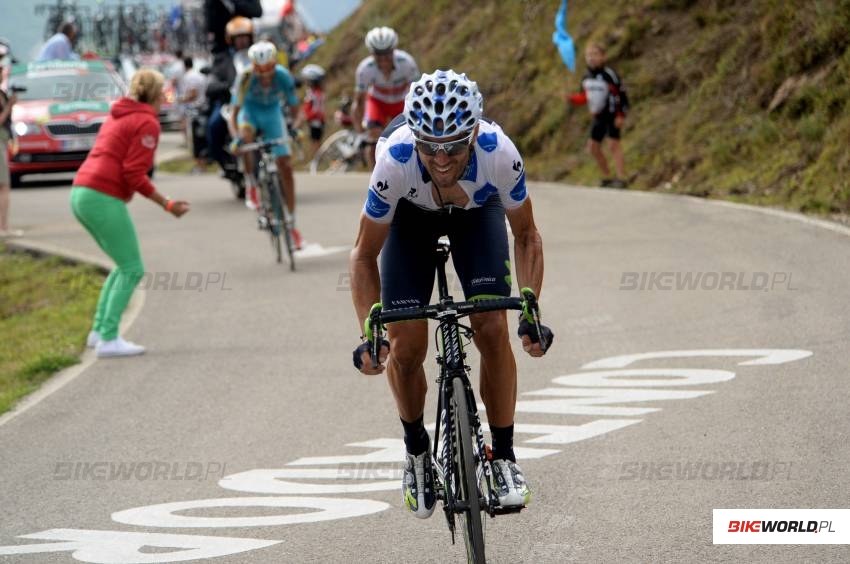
[365,190,391,218]
[374,179,390,195]
[141,135,156,149]
[407,187,417,198]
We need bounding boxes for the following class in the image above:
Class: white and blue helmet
[404,69,483,138]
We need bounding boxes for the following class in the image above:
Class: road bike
[309,129,369,174]
[233,138,297,270]
[365,239,549,564]
[309,98,372,174]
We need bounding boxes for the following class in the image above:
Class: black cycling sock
[490,424,516,462]
[401,415,429,456]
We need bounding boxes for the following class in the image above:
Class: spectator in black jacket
[205,16,255,180]
[204,0,262,54]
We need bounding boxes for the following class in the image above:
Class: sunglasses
[414,133,473,156]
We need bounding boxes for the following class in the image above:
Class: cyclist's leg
[363,97,399,168]
[381,200,442,431]
[258,107,296,216]
[237,107,258,181]
[607,118,626,179]
[448,196,516,427]
[588,115,611,178]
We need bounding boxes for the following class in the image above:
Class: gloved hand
[353,339,390,375]
[517,316,554,357]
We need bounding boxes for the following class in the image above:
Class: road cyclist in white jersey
[352,26,419,168]
[350,69,555,519]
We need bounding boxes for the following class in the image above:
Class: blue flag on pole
[552,0,576,72]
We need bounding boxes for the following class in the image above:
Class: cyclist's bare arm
[228,103,241,138]
[505,198,544,298]
[350,213,391,330]
[352,91,367,133]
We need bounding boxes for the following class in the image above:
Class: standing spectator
[179,57,208,172]
[294,64,326,160]
[166,49,186,96]
[70,69,190,358]
[569,43,629,188]
[36,22,79,62]
[204,0,262,54]
[0,55,20,237]
[204,16,254,183]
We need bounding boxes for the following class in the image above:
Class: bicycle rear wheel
[268,172,295,270]
[451,376,485,564]
[310,129,355,174]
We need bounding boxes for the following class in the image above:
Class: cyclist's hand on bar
[518,318,554,357]
[353,339,390,375]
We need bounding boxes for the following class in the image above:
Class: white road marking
[111,497,389,528]
[583,349,813,369]
[0,529,280,563]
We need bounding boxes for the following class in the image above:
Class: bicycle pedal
[490,504,525,516]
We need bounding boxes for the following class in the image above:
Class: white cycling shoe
[96,337,146,358]
[490,459,531,508]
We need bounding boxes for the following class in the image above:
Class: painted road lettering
[0,348,812,562]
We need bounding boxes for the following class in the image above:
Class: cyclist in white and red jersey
[352,26,419,168]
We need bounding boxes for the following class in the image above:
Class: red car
[6,60,126,186]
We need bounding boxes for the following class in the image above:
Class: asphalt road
[1,140,849,563]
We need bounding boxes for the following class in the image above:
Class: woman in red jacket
[71,69,190,358]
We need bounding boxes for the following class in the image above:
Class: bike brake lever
[366,303,384,369]
[520,288,549,353]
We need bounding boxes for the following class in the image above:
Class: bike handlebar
[365,288,548,369]
[230,138,288,155]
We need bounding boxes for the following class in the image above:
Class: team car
[6,59,126,186]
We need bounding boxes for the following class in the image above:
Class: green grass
[310,0,850,215]
[0,245,103,415]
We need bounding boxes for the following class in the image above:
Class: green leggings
[70,186,145,341]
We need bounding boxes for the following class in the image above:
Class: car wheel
[10,174,22,188]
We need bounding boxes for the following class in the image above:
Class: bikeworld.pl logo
[727,520,835,533]
[714,509,850,544]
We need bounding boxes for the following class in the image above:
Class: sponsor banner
[49,101,110,116]
[714,509,850,544]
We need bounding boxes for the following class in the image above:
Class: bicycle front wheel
[310,130,355,175]
[452,376,485,564]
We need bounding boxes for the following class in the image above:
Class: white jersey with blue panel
[363,119,528,223]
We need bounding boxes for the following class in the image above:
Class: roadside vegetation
[310,0,849,214]
[0,245,103,415]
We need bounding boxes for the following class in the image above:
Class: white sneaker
[86,330,101,348]
[96,337,146,358]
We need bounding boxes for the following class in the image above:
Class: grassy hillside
[308,0,850,214]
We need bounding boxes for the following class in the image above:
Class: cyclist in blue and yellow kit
[229,41,303,247]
